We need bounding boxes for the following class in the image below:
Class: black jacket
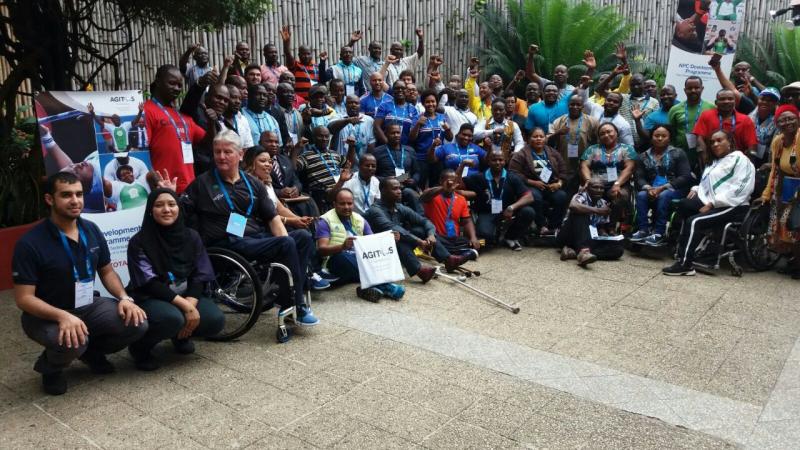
[635,146,694,191]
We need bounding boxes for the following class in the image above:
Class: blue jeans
[531,188,568,229]
[636,188,685,235]
[328,252,360,283]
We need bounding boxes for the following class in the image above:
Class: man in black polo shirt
[460,149,535,251]
[182,129,319,326]
[12,172,148,395]
[372,123,422,213]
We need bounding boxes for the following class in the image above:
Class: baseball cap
[781,81,800,95]
[759,87,780,100]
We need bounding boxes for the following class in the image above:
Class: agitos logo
[361,247,394,259]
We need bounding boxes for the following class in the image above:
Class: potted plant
[0,104,45,290]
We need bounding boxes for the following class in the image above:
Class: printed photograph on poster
[672,0,711,54]
[34,91,151,213]
[708,0,745,21]
[703,20,740,55]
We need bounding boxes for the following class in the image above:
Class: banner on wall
[34,90,150,293]
[665,0,747,101]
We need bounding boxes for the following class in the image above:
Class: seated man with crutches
[420,167,481,261]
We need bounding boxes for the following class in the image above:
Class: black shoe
[171,338,195,355]
[356,287,382,303]
[662,261,696,276]
[128,346,160,371]
[79,353,115,374]
[41,371,67,395]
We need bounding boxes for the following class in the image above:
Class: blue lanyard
[756,115,773,144]
[342,218,356,236]
[314,146,340,177]
[719,113,736,133]
[442,193,455,220]
[213,169,255,217]
[684,103,701,132]
[531,149,552,168]
[386,146,405,170]
[485,168,506,199]
[426,115,442,140]
[361,179,371,208]
[337,62,357,84]
[391,103,408,124]
[59,225,93,281]
[568,115,583,145]
[247,109,275,134]
[455,143,470,163]
[302,64,317,81]
[152,99,190,143]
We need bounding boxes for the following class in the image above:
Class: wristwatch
[119,295,134,303]
[506,205,515,211]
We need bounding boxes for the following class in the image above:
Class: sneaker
[319,270,340,283]
[171,338,195,355]
[629,230,649,242]
[505,239,523,251]
[379,283,405,300]
[296,306,320,326]
[356,286,382,303]
[444,254,469,272]
[464,249,479,261]
[576,249,597,267]
[42,372,67,395]
[310,273,331,290]
[79,352,115,374]
[128,346,160,371]
[643,233,664,247]
[416,265,436,283]
[560,246,577,261]
[662,261,695,276]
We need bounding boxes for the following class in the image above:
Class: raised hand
[469,56,480,68]
[631,104,644,121]
[415,27,424,38]
[582,50,596,70]
[138,102,144,112]
[280,26,291,42]
[514,70,525,82]
[386,54,398,64]
[351,30,363,42]
[614,42,627,63]
[223,55,234,67]
[319,51,328,61]
[152,168,178,191]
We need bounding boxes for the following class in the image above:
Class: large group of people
[13,26,800,396]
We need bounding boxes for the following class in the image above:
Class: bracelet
[119,296,134,303]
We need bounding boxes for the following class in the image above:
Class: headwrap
[138,188,194,281]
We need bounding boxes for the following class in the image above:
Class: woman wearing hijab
[127,188,224,370]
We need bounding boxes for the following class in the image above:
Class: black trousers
[475,206,536,243]
[675,197,748,265]
[397,226,451,275]
[555,213,624,260]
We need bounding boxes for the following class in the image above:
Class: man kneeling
[316,188,405,302]
[12,173,148,395]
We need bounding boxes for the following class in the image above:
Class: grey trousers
[21,297,148,374]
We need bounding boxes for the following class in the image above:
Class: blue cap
[759,87,781,100]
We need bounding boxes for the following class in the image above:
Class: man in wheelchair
[181,130,319,325]
[663,130,755,276]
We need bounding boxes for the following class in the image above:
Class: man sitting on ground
[420,168,481,260]
[341,153,381,215]
[12,172,148,395]
[365,178,469,282]
[316,188,405,302]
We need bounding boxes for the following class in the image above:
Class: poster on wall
[665,0,746,101]
[34,90,150,293]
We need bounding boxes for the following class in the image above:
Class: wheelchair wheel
[206,247,264,341]
[741,206,781,271]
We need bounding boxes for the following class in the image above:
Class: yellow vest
[320,209,366,269]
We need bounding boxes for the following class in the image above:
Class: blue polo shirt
[360,92,393,117]
[525,95,571,132]
[12,218,110,310]
[435,143,486,176]
[375,101,419,145]
[643,102,681,132]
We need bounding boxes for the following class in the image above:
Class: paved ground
[1,246,798,449]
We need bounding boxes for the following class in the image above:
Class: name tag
[606,166,618,182]
[756,144,767,159]
[491,199,503,214]
[346,85,355,96]
[289,132,299,145]
[169,279,188,295]
[333,174,341,183]
[685,133,697,149]
[310,79,318,86]
[395,168,406,177]
[75,280,94,309]
[568,143,579,158]
[226,212,248,237]
[539,166,552,183]
[462,165,470,177]
[653,175,668,187]
[589,225,599,239]
[181,142,194,164]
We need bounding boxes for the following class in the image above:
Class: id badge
[444,219,457,237]
[226,212,248,237]
[756,144,767,159]
[568,143,580,158]
[395,168,406,177]
[685,133,697,149]
[589,225,599,239]
[333,174,341,183]
[653,175,668,187]
[539,167,552,183]
[289,132,299,145]
[75,280,94,309]
[181,141,194,164]
[462,165,470,178]
[346,85,355,96]
[310,79,318,86]
[606,166,618,182]
[491,199,503,214]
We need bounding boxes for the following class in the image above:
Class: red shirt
[424,192,471,237]
[693,109,757,153]
[144,100,206,193]
[291,62,320,100]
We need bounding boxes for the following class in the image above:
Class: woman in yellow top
[758,104,800,278]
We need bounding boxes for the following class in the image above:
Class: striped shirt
[290,61,322,100]
[296,146,346,192]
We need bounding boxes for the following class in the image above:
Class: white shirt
[342,174,381,215]
[585,102,635,146]
[223,112,254,148]
[103,154,149,181]
[694,150,755,208]
[443,106,478,143]
[386,53,420,86]
[337,114,376,157]
[473,118,524,153]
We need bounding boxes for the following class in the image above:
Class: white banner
[353,231,405,289]
[665,1,747,102]
[35,90,150,294]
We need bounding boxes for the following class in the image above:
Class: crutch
[418,251,481,277]
[434,268,520,314]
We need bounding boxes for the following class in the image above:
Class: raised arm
[414,27,424,58]
[347,30,362,49]
[525,45,542,84]
[710,56,741,102]
[281,26,295,68]
[179,43,200,75]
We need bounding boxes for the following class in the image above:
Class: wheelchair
[205,247,311,343]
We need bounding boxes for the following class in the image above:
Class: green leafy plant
[474,0,636,86]
[735,25,800,89]
[0,105,44,228]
